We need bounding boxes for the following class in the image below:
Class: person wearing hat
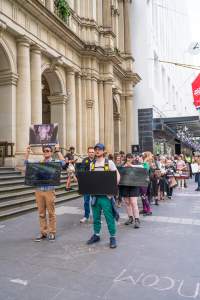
[25,144,65,242]
[86,143,120,249]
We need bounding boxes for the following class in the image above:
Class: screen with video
[25,162,62,186]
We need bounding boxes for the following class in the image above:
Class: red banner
[192,74,200,108]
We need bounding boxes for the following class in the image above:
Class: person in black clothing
[165,159,176,199]
[64,146,78,191]
[80,147,95,223]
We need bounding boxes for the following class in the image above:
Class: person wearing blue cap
[86,143,120,248]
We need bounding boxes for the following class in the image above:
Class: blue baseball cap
[94,143,105,150]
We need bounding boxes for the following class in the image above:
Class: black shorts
[119,186,140,197]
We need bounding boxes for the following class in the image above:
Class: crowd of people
[25,143,196,249]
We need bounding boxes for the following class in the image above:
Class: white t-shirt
[90,158,117,171]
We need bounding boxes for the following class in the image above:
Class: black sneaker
[86,234,100,245]
[134,218,140,229]
[48,233,56,241]
[34,234,47,242]
[146,211,152,216]
[124,216,133,225]
[110,237,117,249]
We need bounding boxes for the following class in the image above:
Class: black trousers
[166,184,173,197]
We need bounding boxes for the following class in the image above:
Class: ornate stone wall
[0,0,140,166]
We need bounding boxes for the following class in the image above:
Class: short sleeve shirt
[90,159,117,171]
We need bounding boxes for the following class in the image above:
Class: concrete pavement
[0,180,200,300]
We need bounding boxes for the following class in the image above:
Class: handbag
[191,163,199,174]
[169,176,177,188]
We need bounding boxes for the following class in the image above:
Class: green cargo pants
[92,196,116,237]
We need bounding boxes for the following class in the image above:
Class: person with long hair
[119,153,140,228]
[141,152,153,215]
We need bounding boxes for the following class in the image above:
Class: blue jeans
[84,194,91,219]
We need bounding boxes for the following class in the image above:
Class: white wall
[131,0,198,143]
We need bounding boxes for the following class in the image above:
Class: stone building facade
[0,0,140,166]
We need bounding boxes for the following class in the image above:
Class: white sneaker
[80,217,88,223]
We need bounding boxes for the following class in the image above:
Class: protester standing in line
[80,147,95,223]
[165,159,176,199]
[176,155,187,189]
[114,154,123,208]
[25,144,65,242]
[64,146,78,191]
[87,143,120,249]
[119,153,141,229]
[140,152,152,216]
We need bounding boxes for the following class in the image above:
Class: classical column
[104,80,114,153]
[91,77,99,143]
[75,74,83,154]
[81,75,88,152]
[124,0,132,54]
[45,0,54,12]
[97,0,103,25]
[85,74,93,146]
[120,95,127,152]
[30,46,42,125]
[126,96,134,152]
[48,95,67,148]
[66,70,76,149]
[103,0,112,28]
[16,37,31,154]
[118,0,125,52]
[98,80,104,143]
[114,112,121,152]
[86,100,94,147]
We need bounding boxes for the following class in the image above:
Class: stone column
[114,112,121,152]
[45,0,54,12]
[16,37,31,154]
[48,95,67,148]
[85,74,92,146]
[86,99,94,147]
[126,96,134,152]
[91,77,99,143]
[66,70,76,149]
[75,73,83,154]
[81,75,88,153]
[103,0,112,28]
[30,46,42,125]
[104,80,114,153]
[124,0,132,54]
[118,0,125,52]
[98,80,104,143]
[120,95,127,152]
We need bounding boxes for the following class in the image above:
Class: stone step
[0,182,77,195]
[0,184,77,201]
[0,167,15,171]
[0,174,68,180]
[0,189,79,210]
[0,175,24,180]
[0,177,68,188]
[0,175,68,185]
[0,171,22,176]
[0,192,80,220]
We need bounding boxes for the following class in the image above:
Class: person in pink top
[176,155,187,188]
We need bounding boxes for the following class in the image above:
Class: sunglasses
[43,149,51,153]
